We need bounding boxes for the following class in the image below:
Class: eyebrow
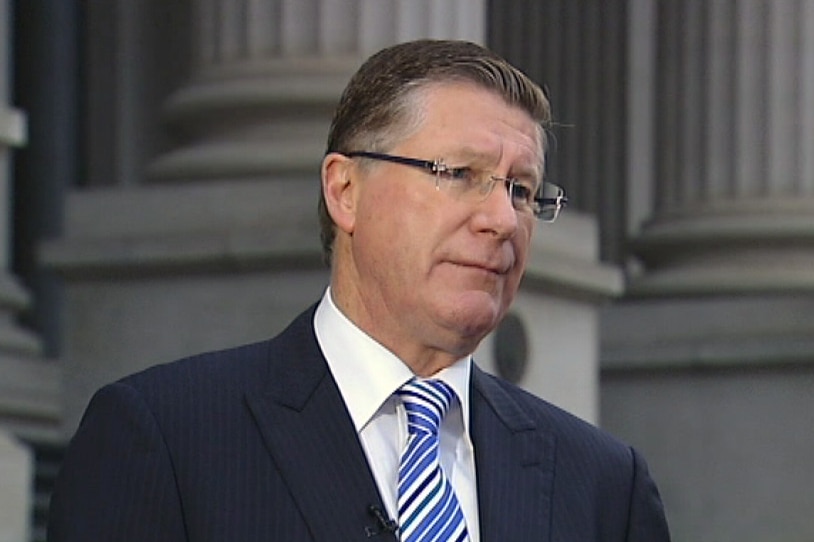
[446,146,543,183]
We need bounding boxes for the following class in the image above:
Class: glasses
[344,151,567,222]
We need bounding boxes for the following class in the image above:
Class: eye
[445,167,475,182]
[509,180,534,204]
[438,167,482,196]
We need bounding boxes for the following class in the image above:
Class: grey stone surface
[59,268,330,434]
[0,431,32,542]
[0,356,60,442]
[602,367,814,542]
[601,296,814,542]
[478,292,602,423]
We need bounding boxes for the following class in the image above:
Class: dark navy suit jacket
[48,306,670,541]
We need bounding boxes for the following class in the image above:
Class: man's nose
[473,179,519,238]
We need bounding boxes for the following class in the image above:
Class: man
[48,40,670,541]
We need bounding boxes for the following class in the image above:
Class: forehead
[404,82,544,172]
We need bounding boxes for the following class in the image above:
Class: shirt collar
[313,287,472,434]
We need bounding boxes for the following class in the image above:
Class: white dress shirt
[314,288,481,541]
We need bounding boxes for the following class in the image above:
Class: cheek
[507,226,534,282]
[353,187,426,271]
[513,239,531,270]
[365,183,443,245]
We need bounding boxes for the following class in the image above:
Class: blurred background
[1,1,813,541]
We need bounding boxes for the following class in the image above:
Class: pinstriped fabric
[396,379,469,542]
[48,306,671,541]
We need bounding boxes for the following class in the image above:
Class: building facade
[1,1,813,541]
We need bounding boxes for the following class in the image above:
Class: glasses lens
[434,165,565,222]
[535,183,566,222]
[436,168,495,201]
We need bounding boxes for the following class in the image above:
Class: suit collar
[471,366,556,541]
[245,307,397,541]
[244,308,555,541]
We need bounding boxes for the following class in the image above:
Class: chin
[440,290,508,339]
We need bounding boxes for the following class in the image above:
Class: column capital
[630,197,814,295]
[148,0,487,184]
[629,0,814,296]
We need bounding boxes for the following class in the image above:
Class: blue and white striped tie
[396,379,470,542]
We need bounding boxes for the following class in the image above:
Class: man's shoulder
[121,338,270,387]
[473,368,630,457]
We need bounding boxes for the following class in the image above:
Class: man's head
[320,39,551,264]
[320,39,554,375]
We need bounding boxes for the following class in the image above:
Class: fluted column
[629,0,814,295]
[148,0,485,182]
[603,3,814,540]
[0,0,40,359]
[0,431,32,542]
[1,1,44,540]
[488,0,629,263]
[0,0,61,447]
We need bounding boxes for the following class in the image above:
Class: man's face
[333,82,543,370]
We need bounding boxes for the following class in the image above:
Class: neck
[328,281,473,377]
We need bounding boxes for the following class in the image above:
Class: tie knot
[397,379,455,436]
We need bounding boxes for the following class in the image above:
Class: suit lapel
[471,366,555,541]
[244,310,396,541]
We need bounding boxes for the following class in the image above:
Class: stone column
[0,0,62,540]
[602,2,814,541]
[0,431,32,542]
[487,0,629,263]
[148,0,485,183]
[0,0,40,363]
[629,0,814,295]
[0,0,61,443]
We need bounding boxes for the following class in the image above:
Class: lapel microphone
[366,504,399,538]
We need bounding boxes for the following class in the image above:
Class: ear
[321,152,358,234]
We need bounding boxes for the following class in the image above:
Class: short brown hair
[319,39,551,264]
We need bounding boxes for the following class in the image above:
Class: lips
[452,259,513,275]
[442,243,517,276]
